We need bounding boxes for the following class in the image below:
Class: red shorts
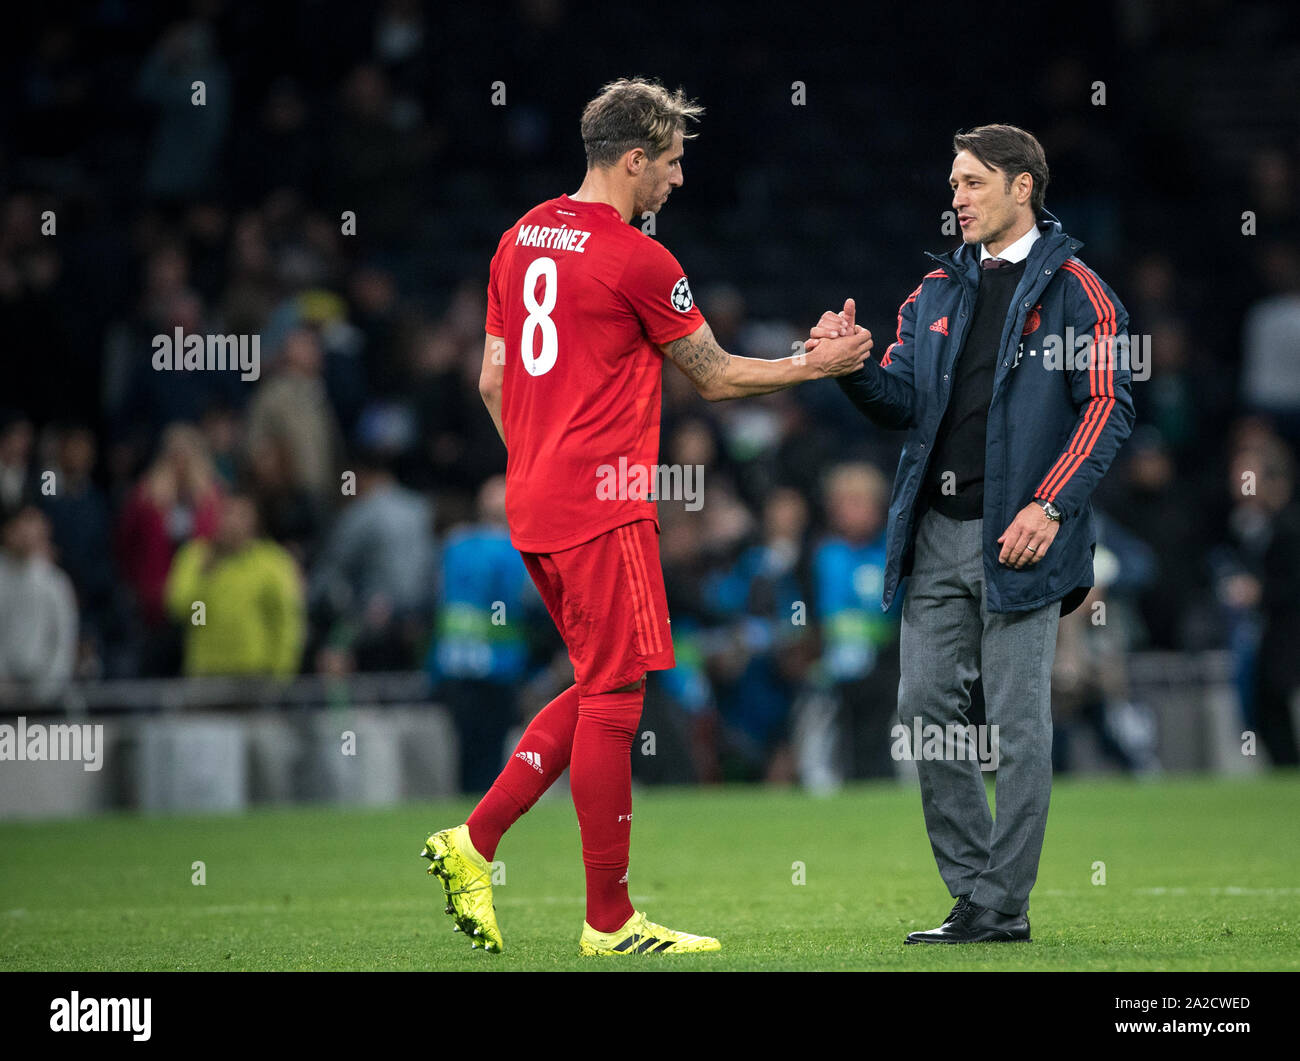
[522,519,675,695]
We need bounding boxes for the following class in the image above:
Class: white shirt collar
[980,223,1040,265]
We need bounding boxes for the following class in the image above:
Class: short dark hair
[953,124,1050,216]
[581,77,703,168]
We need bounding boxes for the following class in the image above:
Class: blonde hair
[580,77,703,167]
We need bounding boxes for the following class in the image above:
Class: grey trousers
[898,507,1060,917]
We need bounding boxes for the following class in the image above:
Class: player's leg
[558,520,720,954]
[422,554,577,953]
[570,677,644,932]
[465,552,581,860]
[466,682,579,861]
[572,674,719,955]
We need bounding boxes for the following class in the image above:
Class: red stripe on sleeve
[1036,262,1118,500]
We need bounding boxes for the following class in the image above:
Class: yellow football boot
[579,910,720,956]
[421,825,503,953]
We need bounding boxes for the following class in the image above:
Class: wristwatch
[1034,498,1062,522]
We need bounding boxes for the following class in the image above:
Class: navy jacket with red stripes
[837,211,1134,615]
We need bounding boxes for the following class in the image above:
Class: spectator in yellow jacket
[165,493,304,677]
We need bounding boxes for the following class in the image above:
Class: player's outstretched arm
[660,321,872,402]
[480,334,506,445]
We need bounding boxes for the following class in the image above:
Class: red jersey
[486,194,705,553]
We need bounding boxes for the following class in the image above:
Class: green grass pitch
[2,774,1297,971]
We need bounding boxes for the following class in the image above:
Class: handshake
[801,297,873,378]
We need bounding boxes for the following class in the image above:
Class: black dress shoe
[943,894,973,923]
[904,900,1031,944]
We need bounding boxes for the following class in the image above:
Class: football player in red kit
[423,77,873,956]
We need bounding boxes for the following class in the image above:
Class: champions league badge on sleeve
[670,276,694,313]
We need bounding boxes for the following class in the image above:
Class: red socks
[466,684,579,861]
[462,681,646,934]
[571,688,645,932]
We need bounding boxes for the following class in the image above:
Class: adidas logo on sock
[515,750,543,773]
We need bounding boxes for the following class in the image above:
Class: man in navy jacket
[809,125,1134,942]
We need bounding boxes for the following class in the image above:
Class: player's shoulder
[632,219,691,261]
[624,240,697,321]
[616,226,690,285]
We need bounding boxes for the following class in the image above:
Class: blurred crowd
[3,1,1299,785]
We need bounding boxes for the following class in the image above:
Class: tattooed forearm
[661,321,826,400]
[664,323,729,397]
